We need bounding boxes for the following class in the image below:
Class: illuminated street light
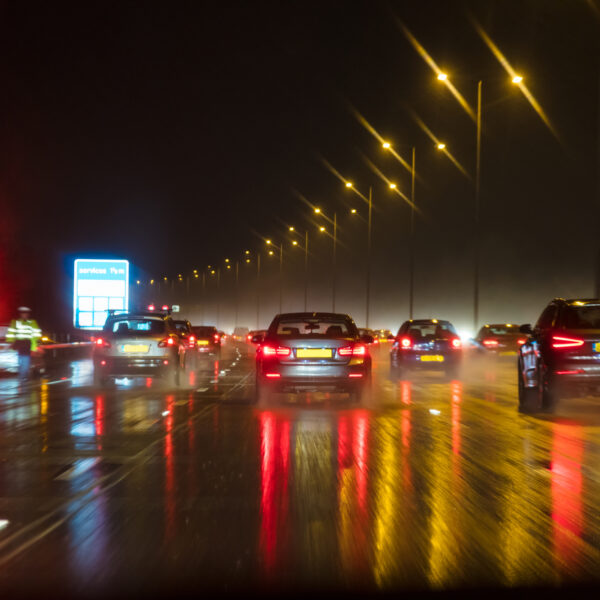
[150,279,154,284]
[194,274,198,278]
[225,258,230,263]
[292,240,298,246]
[268,250,274,256]
[437,72,448,81]
[389,183,397,190]
[289,226,295,232]
[226,265,231,269]
[136,280,140,285]
[345,181,353,188]
[266,239,272,245]
[351,208,357,214]
[245,250,250,255]
[246,258,250,263]
[193,269,198,273]
[163,277,167,281]
[211,270,216,275]
[437,142,446,150]
[382,141,391,149]
[512,75,523,84]
[314,208,321,214]
[319,226,326,232]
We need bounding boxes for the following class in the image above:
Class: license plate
[198,340,210,346]
[419,355,444,362]
[122,344,149,353]
[594,343,600,353]
[500,351,517,356]
[297,348,332,358]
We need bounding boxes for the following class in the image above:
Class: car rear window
[563,306,600,329]
[274,318,354,338]
[401,321,457,339]
[192,326,217,337]
[483,325,518,336]
[107,319,166,336]
[173,321,190,333]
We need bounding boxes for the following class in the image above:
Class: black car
[518,298,600,412]
[190,325,221,357]
[254,312,373,402]
[473,323,527,356]
[390,319,462,377]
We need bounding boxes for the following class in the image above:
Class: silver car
[93,312,186,386]
[254,312,373,402]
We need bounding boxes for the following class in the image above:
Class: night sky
[1,1,599,332]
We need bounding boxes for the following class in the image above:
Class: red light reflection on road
[451,381,461,456]
[260,411,290,575]
[401,380,411,406]
[551,422,584,574]
[164,394,175,541]
[213,360,220,391]
[94,395,104,446]
[353,411,369,514]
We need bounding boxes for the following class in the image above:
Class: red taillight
[339,344,367,356]
[148,304,155,311]
[517,338,526,345]
[551,335,585,349]
[556,369,584,375]
[348,373,363,378]
[483,339,499,347]
[158,337,175,348]
[451,338,461,349]
[247,334,252,341]
[214,333,220,342]
[188,335,196,348]
[262,345,291,357]
[95,338,111,348]
[400,337,412,349]
[161,305,169,311]
[265,373,281,378]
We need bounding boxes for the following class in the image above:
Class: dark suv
[518,298,600,412]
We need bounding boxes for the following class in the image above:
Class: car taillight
[147,304,155,311]
[483,339,498,347]
[551,335,585,349]
[247,334,252,342]
[214,334,220,342]
[339,345,367,356]
[188,335,196,347]
[161,305,169,311]
[95,337,111,348]
[262,345,291,357]
[158,337,175,347]
[451,338,461,349]
[400,337,412,349]
[517,338,526,345]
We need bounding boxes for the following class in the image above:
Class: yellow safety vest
[6,319,42,351]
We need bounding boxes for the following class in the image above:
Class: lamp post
[266,240,283,313]
[314,209,337,312]
[289,227,309,311]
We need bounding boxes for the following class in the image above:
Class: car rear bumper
[393,351,460,368]
[94,357,172,377]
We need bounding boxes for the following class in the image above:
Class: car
[172,319,197,354]
[518,298,600,413]
[247,329,267,344]
[358,328,379,346]
[232,326,250,342]
[473,323,527,356]
[254,312,373,402]
[190,325,221,357]
[93,311,186,386]
[390,318,462,377]
[376,329,394,342]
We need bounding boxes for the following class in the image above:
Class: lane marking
[54,458,101,481]
[196,387,209,392]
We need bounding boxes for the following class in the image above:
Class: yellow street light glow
[389,183,397,190]
[437,142,446,150]
[512,75,523,84]
[382,141,391,149]
[437,72,448,81]
[314,208,321,214]
[266,239,272,245]
[345,182,353,188]
[193,269,198,273]
[163,277,167,281]
[268,250,274,255]
[245,250,250,255]
[351,208,357,214]
[194,274,198,278]
[136,280,140,285]
[178,274,182,277]
[226,265,231,269]
[289,226,295,231]
[210,270,216,275]
[319,226,326,232]
[246,258,251,263]
[225,258,229,263]
[150,279,154,284]
[207,265,211,269]
[292,240,298,246]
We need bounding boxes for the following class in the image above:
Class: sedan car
[255,312,373,402]
[518,298,600,412]
[390,319,462,377]
[93,311,186,386]
[473,323,527,356]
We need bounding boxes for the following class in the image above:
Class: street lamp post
[290,227,310,311]
[256,253,261,329]
[266,240,283,314]
[315,209,337,312]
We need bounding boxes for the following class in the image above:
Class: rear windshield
[173,321,190,333]
[192,326,217,337]
[106,319,166,336]
[273,318,355,338]
[563,306,600,329]
[401,321,457,339]
[482,325,518,336]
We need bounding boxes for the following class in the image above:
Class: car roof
[483,323,519,328]
[106,311,168,321]
[405,319,452,325]
[275,312,354,320]
[562,298,600,306]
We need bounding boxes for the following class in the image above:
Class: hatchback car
[190,325,221,357]
[93,312,186,386]
[255,312,373,401]
[390,319,462,377]
[518,298,600,412]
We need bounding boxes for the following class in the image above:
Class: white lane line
[46,378,73,386]
[55,458,101,481]
[196,387,209,392]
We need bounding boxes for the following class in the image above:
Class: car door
[522,303,558,387]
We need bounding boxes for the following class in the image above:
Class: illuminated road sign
[74,259,129,329]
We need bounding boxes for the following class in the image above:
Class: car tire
[518,366,540,413]
[540,369,559,414]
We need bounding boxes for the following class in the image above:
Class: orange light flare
[471,18,558,139]
[351,108,413,174]
[399,22,475,121]
[409,109,472,180]
[320,157,369,203]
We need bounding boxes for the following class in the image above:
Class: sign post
[73,259,129,329]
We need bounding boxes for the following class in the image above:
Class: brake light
[517,338,526,345]
[161,305,169,311]
[265,373,281,378]
[262,345,291,357]
[158,337,175,347]
[188,335,196,348]
[339,345,367,356]
[214,333,220,342]
[148,304,155,311]
[483,339,498,347]
[247,334,252,342]
[400,337,412,349]
[348,373,363,378]
[551,335,585,349]
[556,369,584,375]
[95,338,111,348]
[451,338,461,349]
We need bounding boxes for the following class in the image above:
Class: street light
[389,183,397,190]
[289,226,310,311]
[436,142,446,150]
[265,240,283,313]
[315,209,338,312]
[382,141,391,149]
[351,208,357,214]
[437,72,448,81]
[345,181,353,188]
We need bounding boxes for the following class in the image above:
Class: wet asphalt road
[1,341,600,597]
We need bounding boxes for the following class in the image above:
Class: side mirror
[251,334,264,345]
[519,324,533,335]
[361,334,374,345]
